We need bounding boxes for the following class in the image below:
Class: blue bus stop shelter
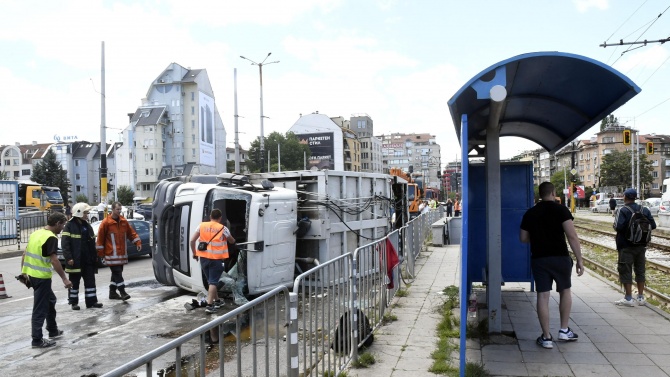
[447,51,640,376]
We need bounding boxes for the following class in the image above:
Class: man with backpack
[613,188,656,307]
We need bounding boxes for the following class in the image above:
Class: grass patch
[396,288,409,297]
[351,352,376,368]
[322,371,348,377]
[382,313,398,324]
[430,285,492,376]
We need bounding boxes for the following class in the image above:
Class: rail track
[574,224,670,253]
[577,236,670,310]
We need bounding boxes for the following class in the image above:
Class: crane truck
[150,171,407,296]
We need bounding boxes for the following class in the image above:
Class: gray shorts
[531,256,573,293]
[617,246,646,284]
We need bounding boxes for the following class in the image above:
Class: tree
[549,170,582,199]
[31,149,72,203]
[116,185,134,206]
[600,150,653,193]
[75,194,89,203]
[246,131,312,173]
[0,171,8,180]
[600,114,619,131]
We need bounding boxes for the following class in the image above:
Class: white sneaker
[615,298,636,307]
[637,296,646,306]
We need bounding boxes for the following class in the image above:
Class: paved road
[0,255,214,376]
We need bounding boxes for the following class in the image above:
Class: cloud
[573,0,609,13]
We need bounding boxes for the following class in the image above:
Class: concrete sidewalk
[345,243,670,377]
[345,244,461,376]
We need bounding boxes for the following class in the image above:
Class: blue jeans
[30,276,58,342]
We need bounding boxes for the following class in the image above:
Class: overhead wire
[604,0,649,64]
[611,5,670,66]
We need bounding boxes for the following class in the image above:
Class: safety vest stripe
[65,268,81,273]
[131,237,140,244]
[110,233,117,256]
[23,261,52,273]
[24,250,46,260]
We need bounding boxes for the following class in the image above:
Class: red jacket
[96,215,141,266]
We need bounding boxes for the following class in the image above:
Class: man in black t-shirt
[520,182,584,349]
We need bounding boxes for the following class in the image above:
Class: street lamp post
[240,53,279,173]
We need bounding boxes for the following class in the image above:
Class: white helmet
[72,202,92,218]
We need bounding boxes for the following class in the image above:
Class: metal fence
[103,210,443,377]
[102,286,296,377]
[0,210,48,247]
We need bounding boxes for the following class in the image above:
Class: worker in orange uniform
[96,202,141,301]
[454,198,462,217]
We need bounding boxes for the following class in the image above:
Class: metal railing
[103,211,442,377]
[102,285,295,377]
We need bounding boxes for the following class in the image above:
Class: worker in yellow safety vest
[20,212,72,348]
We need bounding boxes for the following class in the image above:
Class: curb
[0,250,23,260]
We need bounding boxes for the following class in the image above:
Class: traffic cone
[0,274,10,299]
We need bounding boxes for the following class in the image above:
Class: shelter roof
[448,52,641,155]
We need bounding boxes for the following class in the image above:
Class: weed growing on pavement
[382,313,398,324]
[430,285,492,376]
[396,288,409,297]
[322,371,348,377]
[351,352,376,368]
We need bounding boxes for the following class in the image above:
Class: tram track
[574,224,670,253]
[577,237,670,310]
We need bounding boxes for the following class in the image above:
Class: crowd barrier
[102,210,446,377]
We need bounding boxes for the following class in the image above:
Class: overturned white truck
[151,170,407,295]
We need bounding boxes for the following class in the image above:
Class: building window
[653,171,658,178]
[13,171,19,178]
[192,120,195,129]
[75,173,81,180]
[142,184,151,191]
[22,169,30,175]
[191,92,195,101]
[652,160,659,166]
[76,185,82,192]
[191,106,195,115]
[602,136,613,143]
[192,148,196,157]
[653,183,659,189]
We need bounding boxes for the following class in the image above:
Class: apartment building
[120,63,227,198]
[379,133,442,189]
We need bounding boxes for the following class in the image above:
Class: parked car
[88,205,144,222]
[57,219,152,266]
[639,198,662,215]
[134,204,153,221]
[659,200,670,214]
[591,198,624,213]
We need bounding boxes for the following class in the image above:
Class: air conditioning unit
[142,146,148,149]
[159,79,165,83]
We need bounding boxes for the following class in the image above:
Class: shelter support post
[485,85,506,334]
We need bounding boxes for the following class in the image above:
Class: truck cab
[152,174,298,295]
[18,182,64,211]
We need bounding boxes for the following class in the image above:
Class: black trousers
[109,265,126,289]
[30,276,58,342]
[68,264,98,306]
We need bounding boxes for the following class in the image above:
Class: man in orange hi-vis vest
[454,198,462,217]
[190,209,236,316]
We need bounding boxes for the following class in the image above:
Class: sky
[1,0,669,165]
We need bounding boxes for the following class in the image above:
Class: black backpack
[624,205,652,245]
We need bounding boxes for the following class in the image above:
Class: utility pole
[100,41,108,207]
[233,69,241,173]
[240,53,279,173]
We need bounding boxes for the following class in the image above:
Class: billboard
[299,132,334,170]
[199,91,215,167]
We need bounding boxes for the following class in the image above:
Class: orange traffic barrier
[0,274,9,299]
